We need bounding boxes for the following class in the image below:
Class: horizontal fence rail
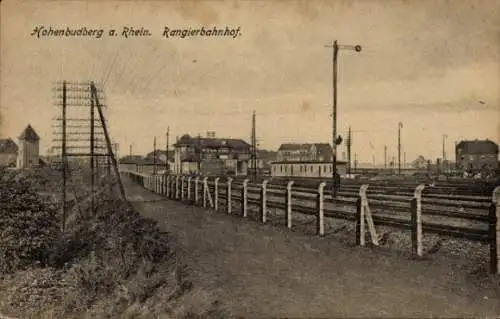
[121,170,500,274]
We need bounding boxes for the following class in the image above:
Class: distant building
[455,139,499,171]
[119,155,166,174]
[145,149,175,171]
[174,133,251,175]
[276,143,333,162]
[17,124,40,169]
[0,138,18,167]
[271,160,348,178]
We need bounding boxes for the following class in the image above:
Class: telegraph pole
[251,111,257,181]
[346,126,352,176]
[384,145,387,169]
[324,40,362,196]
[166,127,170,174]
[354,153,358,173]
[442,133,447,173]
[197,133,202,173]
[129,144,132,157]
[153,136,157,175]
[398,122,403,175]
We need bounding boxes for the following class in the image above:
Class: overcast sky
[1,0,499,163]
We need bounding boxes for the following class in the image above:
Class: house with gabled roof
[277,143,333,162]
[455,139,499,171]
[0,138,19,167]
[173,132,251,175]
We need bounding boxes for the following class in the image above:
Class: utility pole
[324,40,362,196]
[404,151,406,169]
[384,145,387,169]
[61,80,67,231]
[442,133,447,173]
[166,127,170,174]
[129,144,132,157]
[354,153,358,173]
[398,122,403,175]
[346,126,352,176]
[251,111,257,181]
[153,136,157,175]
[197,133,202,173]
[90,90,95,214]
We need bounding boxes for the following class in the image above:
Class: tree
[412,155,427,169]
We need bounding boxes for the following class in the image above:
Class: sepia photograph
[0,0,499,317]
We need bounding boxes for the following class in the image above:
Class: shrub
[0,168,60,274]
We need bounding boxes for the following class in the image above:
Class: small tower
[17,124,40,169]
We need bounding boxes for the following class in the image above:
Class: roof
[174,134,250,151]
[456,140,499,155]
[278,143,332,156]
[257,149,278,160]
[0,138,18,154]
[19,124,40,141]
[145,149,175,160]
[119,155,144,164]
[313,143,333,158]
[278,143,311,151]
[271,160,347,164]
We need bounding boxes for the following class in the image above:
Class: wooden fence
[122,170,500,274]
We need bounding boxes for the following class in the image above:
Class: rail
[121,170,500,274]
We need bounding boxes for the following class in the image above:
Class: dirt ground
[125,177,500,318]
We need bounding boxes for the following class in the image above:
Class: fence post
[411,184,425,258]
[242,179,249,217]
[490,186,500,274]
[357,184,379,246]
[170,175,175,199]
[286,181,294,229]
[214,177,220,211]
[260,180,269,223]
[187,176,192,201]
[175,176,180,200]
[194,176,200,205]
[227,177,233,214]
[181,176,186,201]
[203,177,208,208]
[355,196,362,245]
[160,175,164,195]
[165,175,170,197]
[316,182,326,236]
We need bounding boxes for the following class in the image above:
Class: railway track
[126,171,500,245]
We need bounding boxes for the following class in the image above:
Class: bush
[0,168,227,318]
[0,168,60,274]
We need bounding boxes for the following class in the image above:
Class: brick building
[0,138,18,167]
[455,139,499,172]
[173,133,251,176]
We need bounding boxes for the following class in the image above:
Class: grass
[0,168,229,318]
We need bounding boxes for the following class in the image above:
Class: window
[280,165,283,172]
[300,166,303,172]
[310,165,313,173]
